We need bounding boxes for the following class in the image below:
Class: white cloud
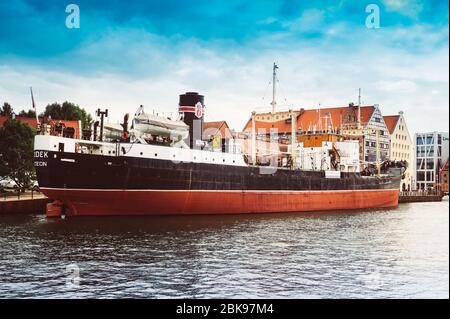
[376,80,417,93]
[0,24,448,136]
[382,0,424,19]
[284,9,325,32]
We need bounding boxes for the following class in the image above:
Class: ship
[33,65,403,217]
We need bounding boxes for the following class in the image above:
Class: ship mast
[271,62,278,114]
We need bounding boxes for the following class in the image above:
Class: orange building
[0,115,37,129]
[242,104,391,165]
[0,115,82,139]
[242,105,376,134]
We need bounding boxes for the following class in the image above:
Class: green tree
[0,119,36,191]
[18,109,36,118]
[42,101,92,129]
[1,102,13,116]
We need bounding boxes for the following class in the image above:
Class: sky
[0,0,448,134]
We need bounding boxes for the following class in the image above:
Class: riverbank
[0,193,50,215]
[399,191,444,203]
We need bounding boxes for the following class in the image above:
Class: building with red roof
[203,121,236,152]
[242,104,390,164]
[203,121,234,140]
[0,115,82,139]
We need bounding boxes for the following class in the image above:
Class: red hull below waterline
[41,188,400,217]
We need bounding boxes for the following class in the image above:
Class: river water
[0,199,448,298]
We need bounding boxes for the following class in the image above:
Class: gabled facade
[203,121,234,140]
[383,111,413,191]
[203,120,238,153]
[361,105,390,163]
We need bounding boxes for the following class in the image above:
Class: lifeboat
[134,112,189,139]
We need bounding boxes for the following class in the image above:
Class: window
[417,146,425,157]
[417,159,424,170]
[421,146,427,156]
[417,171,425,182]
[426,158,434,170]
[416,136,423,145]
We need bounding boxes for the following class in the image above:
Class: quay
[399,191,445,203]
[0,192,50,215]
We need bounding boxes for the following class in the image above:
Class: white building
[362,105,390,164]
[414,132,449,191]
[384,111,413,191]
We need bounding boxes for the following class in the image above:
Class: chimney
[178,92,205,149]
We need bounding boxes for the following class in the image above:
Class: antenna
[271,62,278,115]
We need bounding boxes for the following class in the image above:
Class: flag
[30,87,36,109]
[30,87,40,125]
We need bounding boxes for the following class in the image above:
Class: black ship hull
[35,149,401,216]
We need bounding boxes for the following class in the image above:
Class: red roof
[383,115,400,135]
[0,115,38,128]
[203,121,233,139]
[243,105,376,133]
[0,115,81,139]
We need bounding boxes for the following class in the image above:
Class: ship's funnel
[178,92,205,149]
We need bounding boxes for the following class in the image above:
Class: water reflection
[0,200,448,298]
